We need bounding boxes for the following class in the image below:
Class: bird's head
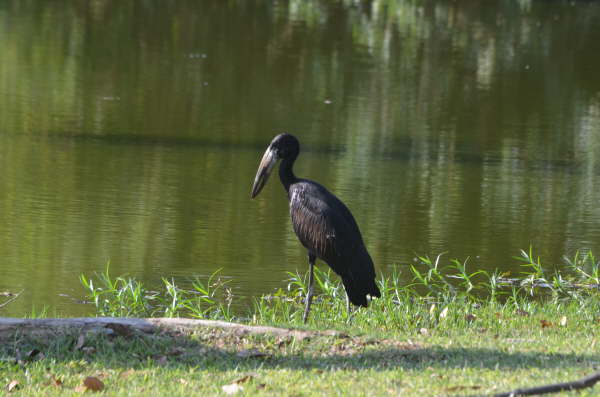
[251,133,299,198]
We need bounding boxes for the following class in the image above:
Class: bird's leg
[345,289,354,323]
[346,290,351,315]
[302,253,316,324]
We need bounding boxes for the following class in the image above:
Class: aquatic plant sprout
[81,249,600,328]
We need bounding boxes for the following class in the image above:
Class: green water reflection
[1,0,600,316]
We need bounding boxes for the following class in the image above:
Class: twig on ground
[493,370,600,396]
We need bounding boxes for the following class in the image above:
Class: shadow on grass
[1,328,597,374]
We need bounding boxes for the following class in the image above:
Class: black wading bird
[251,133,381,323]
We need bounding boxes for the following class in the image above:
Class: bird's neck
[279,156,298,193]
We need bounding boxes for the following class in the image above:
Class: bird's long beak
[251,146,278,198]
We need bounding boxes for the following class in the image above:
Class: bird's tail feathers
[342,276,381,308]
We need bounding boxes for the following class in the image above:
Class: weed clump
[80,249,600,332]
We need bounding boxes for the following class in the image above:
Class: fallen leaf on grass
[237,349,269,359]
[222,383,243,394]
[6,380,20,392]
[77,376,104,392]
[232,375,254,384]
[221,373,258,394]
[540,319,553,328]
[47,375,63,388]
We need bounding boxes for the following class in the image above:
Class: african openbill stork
[251,133,381,323]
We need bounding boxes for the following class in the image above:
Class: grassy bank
[2,250,599,395]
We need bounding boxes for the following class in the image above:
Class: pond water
[1,0,600,316]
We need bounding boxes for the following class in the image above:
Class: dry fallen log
[494,370,600,396]
[0,317,344,340]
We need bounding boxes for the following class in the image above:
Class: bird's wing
[289,187,362,265]
[289,183,380,305]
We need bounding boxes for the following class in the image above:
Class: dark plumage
[251,133,380,322]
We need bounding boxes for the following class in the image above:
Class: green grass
[1,324,598,396]
[2,249,600,396]
[79,265,234,320]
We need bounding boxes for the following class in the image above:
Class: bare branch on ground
[0,317,345,340]
[493,370,600,396]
